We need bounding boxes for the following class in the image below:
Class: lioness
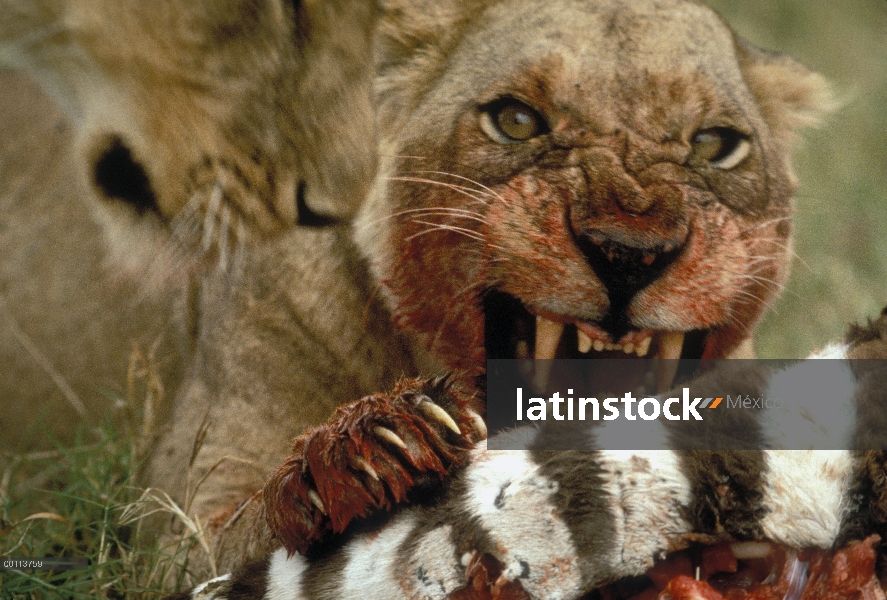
[1,0,408,573]
[1,0,832,591]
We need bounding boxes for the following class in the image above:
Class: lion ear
[377,0,468,64]
[737,38,836,149]
[376,0,480,123]
[0,1,82,117]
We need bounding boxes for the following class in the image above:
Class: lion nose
[578,229,683,297]
[576,228,685,336]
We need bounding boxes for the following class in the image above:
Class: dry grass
[0,356,212,599]
[0,423,200,598]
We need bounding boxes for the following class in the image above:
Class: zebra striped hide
[167,317,887,600]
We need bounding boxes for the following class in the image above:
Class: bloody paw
[263,376,484,555]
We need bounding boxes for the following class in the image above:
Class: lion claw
[466,407,487,438]
[419,398,462,434]
[307,488,327,515]
[263,377,480,555]
[373,425,409,450]
[352,455,380,481]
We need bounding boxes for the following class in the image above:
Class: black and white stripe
[171,342,887,599]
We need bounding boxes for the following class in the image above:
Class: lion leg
[263,376,484,555]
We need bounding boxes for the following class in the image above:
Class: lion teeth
[636,336,652,357]
[623,342,635,354]
[593,339,605,352]
[657,331,686,360]
[534,316,564,360]
[656,360,680,393]
[655,331,685,391]
[577,330,593,353]
[516,340,530,359]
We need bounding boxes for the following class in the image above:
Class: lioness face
[358,0,829,380]
[1,0,378,279]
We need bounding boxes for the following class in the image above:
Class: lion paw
[263,377,484,555]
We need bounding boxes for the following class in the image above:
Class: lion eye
[691,127,751,169]
[480,100,547,143]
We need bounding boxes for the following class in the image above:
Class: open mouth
[484,291,708,388]
[484,291,708,362]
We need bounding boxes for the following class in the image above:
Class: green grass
[0,414,204,599]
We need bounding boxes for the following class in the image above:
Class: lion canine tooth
[658,331,686,360]
[532,316,562,391]
[655,331,685,391]
[534,316,564,360]
[636,336,652,357]
[516,340,530,359]
[656,360,680,393]
[577,330,593,353]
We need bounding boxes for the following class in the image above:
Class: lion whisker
[388,176,495,205]
[134,190,206,295]
[405,222,485,243]
[363,206,488,228]
[202,181,223,253]
[390,155,542,208]
[391,207,487,220]
[401,170,504,202]
[409,220,485,240]
[400,210,488,225]
[739,215,792,236]
[229,218,249,279]
[732,288,769,306]
[169,189,205,246]
[743,238,810,270]
[717,264,784,287]
[745,237,793,250]
[217,204,232,273]
[391,154,507,188]
[726,311,757,334]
